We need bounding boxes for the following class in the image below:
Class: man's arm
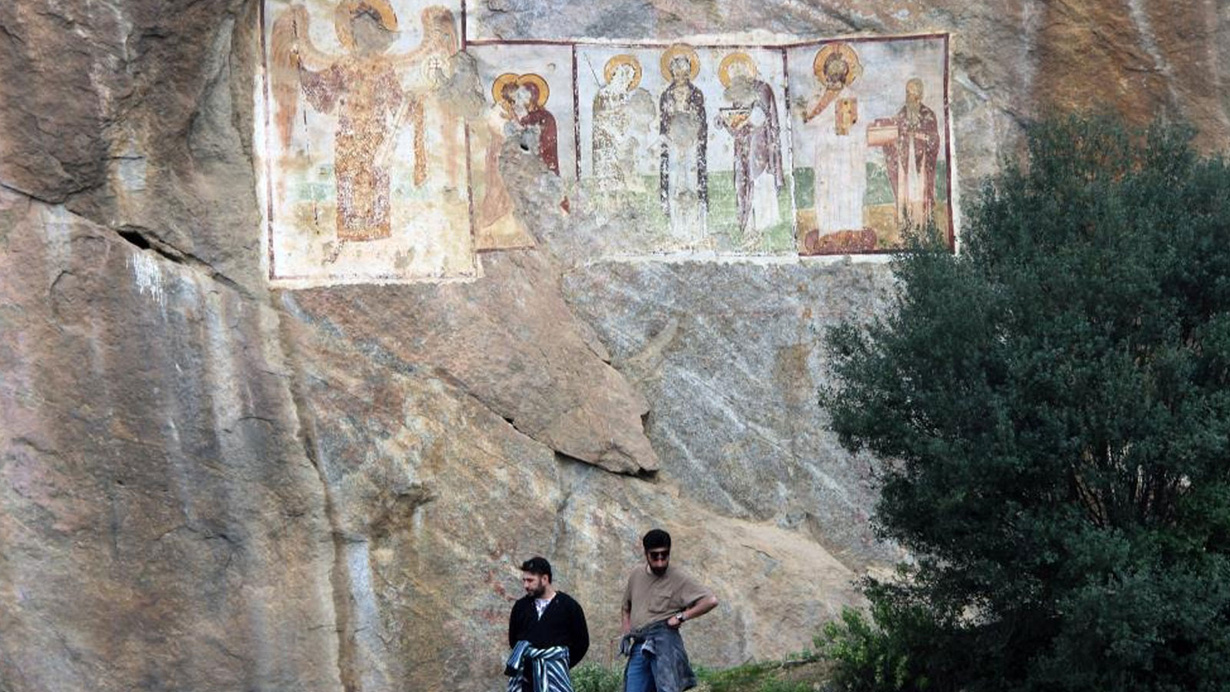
[621,575,633,635]
[509,599,521,648]
[569,597,590,667]
[667,594,719,629]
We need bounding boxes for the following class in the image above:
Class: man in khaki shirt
[620,529,719,692]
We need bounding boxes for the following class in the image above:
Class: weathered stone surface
[2,0,1229,691]
[282,247,659,475]
[0,190,341,691]
[562,258,906,570]
[0,0,266,293]
[282,308,861,689]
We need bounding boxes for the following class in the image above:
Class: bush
[571,662,623,692]
[823,115,1230,691]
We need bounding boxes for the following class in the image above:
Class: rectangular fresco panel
[466,42,576,251]
[259,0,478,286]
[786,35,952,254]
[575,44,795,255]
[257,3,954,285]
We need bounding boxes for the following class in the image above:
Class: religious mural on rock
[466,42,575,252]
[257,0,953,285]
[786,38,949,255]
[262,0,481,286]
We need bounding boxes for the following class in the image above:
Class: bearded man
[506,557,589,692]
[620,529,719,692]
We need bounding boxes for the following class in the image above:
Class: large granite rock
[1,1,1229,691]
[283,248,659,476]
[283,300,861,689]
[0,191,342,691]
[562,258,905,571]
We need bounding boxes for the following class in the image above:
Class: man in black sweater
[506,557,590,691]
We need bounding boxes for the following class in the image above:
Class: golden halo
[335,0,400,50]
[718,52,757,88]
[491,72,520,105]
[517,73,551,108]
[660,43,700,82]
[812,42,862,87]
[604,54,643,91]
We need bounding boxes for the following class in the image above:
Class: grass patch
[573,653,831,692]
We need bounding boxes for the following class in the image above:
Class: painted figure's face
[513,85,533,110]
[522,572,548,598]
[670,56,691,84]
[824,55,849,88]
[645,547,670,576]
[906,80,924,105]
[424,11,457,51]
[613,64,635,91]
[499,84,519,116]
[730,60,753,83]
[351,10,397,55]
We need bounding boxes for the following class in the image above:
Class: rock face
[1,1,1228,691]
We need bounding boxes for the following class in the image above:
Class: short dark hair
[520,556,552,582]
[642,529,671,551]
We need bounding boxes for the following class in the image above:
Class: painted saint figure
[270,1,460,241]
[512,74,561,175]
[591,54,657,193]
[801,43,867,237]
[474,72,566,249]
[413,6,475,190]
[514,74,570,214]
[658,44,708,246]
[715,52,783,248]
[475,73,530,249]
[872,78,940,229]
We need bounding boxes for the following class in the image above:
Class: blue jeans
[624,641,657,692]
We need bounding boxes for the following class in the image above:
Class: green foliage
[572,655,825,692]
[571,663,623,692]
[822,115,1230,692]
[697,660,817,692]
[698,661,779,692]
[755,680,815,692]
[816,600,937,692]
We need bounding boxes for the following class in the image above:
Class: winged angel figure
[269,1,461,241]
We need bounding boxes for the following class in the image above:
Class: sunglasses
[647,550,670,560]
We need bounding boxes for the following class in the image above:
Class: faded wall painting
[576,44,795,255]
[786,35,951,255]
[466,42,576,251]
[257,8,954,285]
[259,0,478,286]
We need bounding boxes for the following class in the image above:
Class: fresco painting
[259,10,953,284]
[261,0,478,285]
[787,36,951,255]
[466,43,576,251]
[576,44,795,255]
[714,50,787,251]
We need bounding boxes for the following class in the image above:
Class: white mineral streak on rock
[112,131,148,194]
[42,204,74,284]
[128,251,167,313]
[345,541,396,691]
[1127,0,1179,109]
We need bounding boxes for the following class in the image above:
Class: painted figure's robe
[809,85,866,235]
[520,107,560,174]
[720,79,784,240]
[880,102,940,228]
[301,57,406,241]
[659,81,708,244]
[592,86,656,191]
[475,106,526,248]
